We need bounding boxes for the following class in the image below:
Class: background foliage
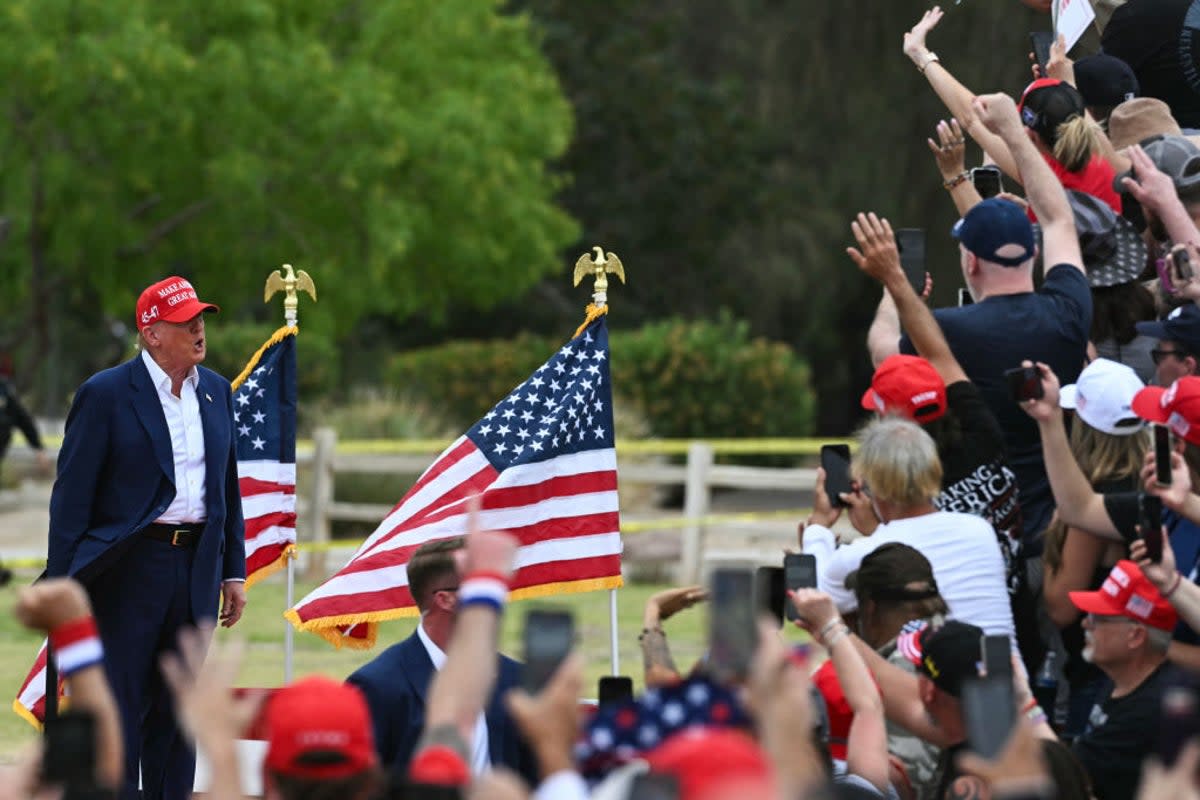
[1,0,1043,435]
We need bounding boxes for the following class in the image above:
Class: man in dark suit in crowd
[47,276,246,799]
[346,537,536,784]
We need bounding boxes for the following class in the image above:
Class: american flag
[233,327,298,586]
[11,327,300,728]
[286,316,623,648]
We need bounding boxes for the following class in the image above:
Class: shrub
[204,322,339,397]
[387,314,815,439]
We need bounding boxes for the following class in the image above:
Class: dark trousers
[87,536,197,800]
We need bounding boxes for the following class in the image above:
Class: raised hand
[15,578,93,632]
[1015,361,1062,423]
[972,93,1023,138]
[903,7,945,62]
[847,212,904,286]
[927,119,967,181]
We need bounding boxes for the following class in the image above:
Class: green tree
[0,0,576,409]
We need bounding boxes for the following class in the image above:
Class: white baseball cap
[1060,358,1146,436]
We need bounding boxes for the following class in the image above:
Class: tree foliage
[0,0,576,408]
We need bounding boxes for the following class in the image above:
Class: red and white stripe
[288,437,621,644]
[50,617,103,676]
[12,642,58,727]
[238,459,297,583]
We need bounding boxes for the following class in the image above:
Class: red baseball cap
[263,676,377,780]
[861,354,948,423]
[1132,377,1200,446]
[644,728,773,800]
[135,276,218,331]
[1069,560,1178,632]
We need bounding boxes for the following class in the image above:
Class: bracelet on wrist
[917,52,940,74]
[1164,571,1184,598]
[943,171,970,190]
[49,615,104,678]
[824,626,851,649]
[459,572,510,612]
[817,617,843,640]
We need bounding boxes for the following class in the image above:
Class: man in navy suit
[47,276,246,800]
[346,537,536,784]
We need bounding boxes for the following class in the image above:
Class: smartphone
[820,444,853,509]
[1004,365,1044,403]
[1140,493,1164,563]
[522,609,575,693]
[895,228,927,295]
[1159,681,1200,767]
[957,288,974,307]
[597,675,634,707]
[41,710,97,787]
[1175,248,1194,281]
[784,553,818,622]
[1158,255,1180,295]
[708,568,757,683]
[971,166,1004,199]
[1155,424,1173,487]
[628,772,681,800]
[963,635,1015,760]
[755,565,786,628]
[1029,31,1054,74]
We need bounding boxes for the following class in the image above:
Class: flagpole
[573,247,627,679]
[263,264,316,685]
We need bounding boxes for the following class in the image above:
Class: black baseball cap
[896,619,983,698]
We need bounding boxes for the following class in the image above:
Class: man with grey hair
[801,416,1016,642]
[1065,560,1174,799]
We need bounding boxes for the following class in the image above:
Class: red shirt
[1029,152,1122,219]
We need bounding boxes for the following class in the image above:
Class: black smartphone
[1004,365,1044,403]
[957,287,974,307]
[597,675,634,707]
[628,772,681,800]
[42,710,97,787]
[522,608,575,693]
[1173,247,1194,281]
[1140,493,1164,563]
[755,565,786,627]
[708,567,757,683]
[1159,681,1200,767]
[820,444,853,509]
[1155,424,1173,487]
[895,228,927,295]
[971,166,1004,199]
[784,553,817,622]
[962,635,1015,760]
[1029,31,1054,73]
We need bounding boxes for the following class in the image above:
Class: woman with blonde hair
[1041,358,1148,737]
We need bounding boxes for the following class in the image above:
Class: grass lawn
[0,568,730,760]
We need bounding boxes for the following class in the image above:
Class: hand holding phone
[963,635,1015,760]
[522,609,575,693]
[1140,493,1165,563]
[708,568,756,683]
[1004,365,1044,403]
[784,553,818,623]
[970,166,1003,199]
[1029,31,1054,74]
[820,444,853,509]
[1155,424,1173,487]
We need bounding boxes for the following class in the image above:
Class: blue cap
[951,198,1036,267]
[1136,304,1200,353]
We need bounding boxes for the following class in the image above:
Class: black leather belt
[142,523,203,547]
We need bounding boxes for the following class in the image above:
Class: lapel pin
[205,393,213,403]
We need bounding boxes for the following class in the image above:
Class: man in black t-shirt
[1067,560,1176,800]
[1102,0,1200,129]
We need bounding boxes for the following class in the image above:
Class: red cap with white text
[1131,376,1200,446]
[135,276,219,331]
[860,354,948,423]
[1068,560,1177,632]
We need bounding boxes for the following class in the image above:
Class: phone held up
[820,444,853,509]
[1029,31,1054,74]
[895,228,927,296]
[970,166,1003,199]
[962,634,1015,760]
[598,675,634,707]
[708,567,757,683]
[522,608,575,693]
[1004,365,1043,403]
[1155,424,1173,487]
[784,553,818,623]
[755,565,786,628]
[1140,492,1164,563]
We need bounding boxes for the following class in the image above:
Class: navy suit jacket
[347,630,537,785]
[47,354,245,619]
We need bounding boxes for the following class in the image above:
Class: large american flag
[286,316,623,648]
[233,327,298,586]
[11,327,300,728]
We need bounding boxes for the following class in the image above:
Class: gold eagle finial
[573,246,625,296]
[264,264,317,326]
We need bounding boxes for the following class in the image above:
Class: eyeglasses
[1085,613,1137,626]
[1152,348,1190,365]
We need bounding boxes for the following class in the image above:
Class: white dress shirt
[417,621,491,775]
[142,350,207,524]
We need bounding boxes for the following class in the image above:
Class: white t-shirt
[802,511,1016,641]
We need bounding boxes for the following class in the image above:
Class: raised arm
[928,119,984,217]
[640,586,707,687]
[1123,144,1200,247]
[902,7,1022,181]
[848,212,967,385]
[973,92,1084,275]
[1019,362,1121,538]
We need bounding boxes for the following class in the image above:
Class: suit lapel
[195,370,223,516]
[130,356,175,483]
[398,632,436,708]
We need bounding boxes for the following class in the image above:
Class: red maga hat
[135,276,218,331]
[861,354,948,423]
[1132,377,1200,446]
[1069,560,1178,632]
[263,676,377,780]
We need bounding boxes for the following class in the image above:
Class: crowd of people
[7,1,1200,799]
